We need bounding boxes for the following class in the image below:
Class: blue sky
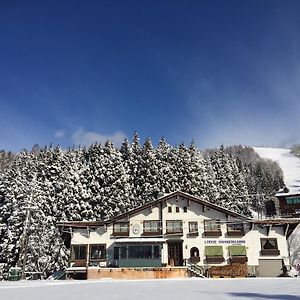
[1,1,300,152]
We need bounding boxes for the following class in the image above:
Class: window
[176,206,180,213]
[113,247,120,259]
[287,197,300,204]
[204,220,221,236]
[183,206,187,213]
[227,222,244,236]
[204,220,220,231]
[128,246,152,259]
[188,221,198,236]
[205,246,224,264]
[228,246,248,263]
[113,222,129,236]
[260,238,280,256]
[115,245,160,260]
[166,220,183,234]
[168,206,172,213]
[71,245,87,260]
[143,220,160,235]
[120,246,127,259]
[90,244,106,260]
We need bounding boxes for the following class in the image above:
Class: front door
[168,242,183,266]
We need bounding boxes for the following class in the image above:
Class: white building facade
[59,191,299,278]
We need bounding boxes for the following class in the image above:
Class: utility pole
[17,177,37,280]
[18,206,33,280]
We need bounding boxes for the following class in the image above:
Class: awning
[115,238,167,243]
[205,246,223,256]
[228,245,246,256]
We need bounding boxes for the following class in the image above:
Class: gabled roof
[109,190,249,223]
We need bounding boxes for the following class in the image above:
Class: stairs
[186,262,206,278]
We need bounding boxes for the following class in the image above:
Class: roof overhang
[114,238,167,243]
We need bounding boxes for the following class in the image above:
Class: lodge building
[58,191,300,279]
[275,187,300,218]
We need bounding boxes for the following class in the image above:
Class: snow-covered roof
[109,190,249,222]
[275,187,300,197]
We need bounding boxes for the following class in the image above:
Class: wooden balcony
[204,230,222,237]
[227,230,245,237]
[142,230,161,236]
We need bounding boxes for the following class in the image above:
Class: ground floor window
[71,245,87,260]
[90,244,106,260]
[114,245,161,259]
[205,246,224,264]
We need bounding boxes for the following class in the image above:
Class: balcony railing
[204,230,222,237]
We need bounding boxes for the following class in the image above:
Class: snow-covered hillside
[253,147,300,190]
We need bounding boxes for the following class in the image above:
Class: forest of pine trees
[0,133,284,277]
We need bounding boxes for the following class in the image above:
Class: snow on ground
[0,278,300,300]
[253,147,300,189]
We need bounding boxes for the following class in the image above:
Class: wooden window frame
[142,220,160,236]
[204,219,222,237]
[166,220,183,235]
[112,222,130,237]
[89,244,106,261]
[188,221,199,237]
[227,222,245,237]
[260,238,280,256]
[71,244,87,261]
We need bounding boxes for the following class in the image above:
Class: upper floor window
[168,206,172,213]
[183,206,187,213]
[143,220,160,235]
[113,222,129,236]
[188,221,198,236]
[204,220,221,237]
[204,220,221,231]
[166,220,183,234]
[227,222,245,236]
[176,206,180,213]
[260,238,280,256]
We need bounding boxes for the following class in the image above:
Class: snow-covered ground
[253,147,300,189]
[0,278,300,300]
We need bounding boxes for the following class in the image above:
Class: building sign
[204,240,246,244]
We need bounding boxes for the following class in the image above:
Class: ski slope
[253,147,300,190]
[0,278,300,300]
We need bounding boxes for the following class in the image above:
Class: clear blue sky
[1,1,300,152]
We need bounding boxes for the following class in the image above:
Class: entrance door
[168,242,183,266]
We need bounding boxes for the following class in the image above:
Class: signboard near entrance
[204,240,246,244]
